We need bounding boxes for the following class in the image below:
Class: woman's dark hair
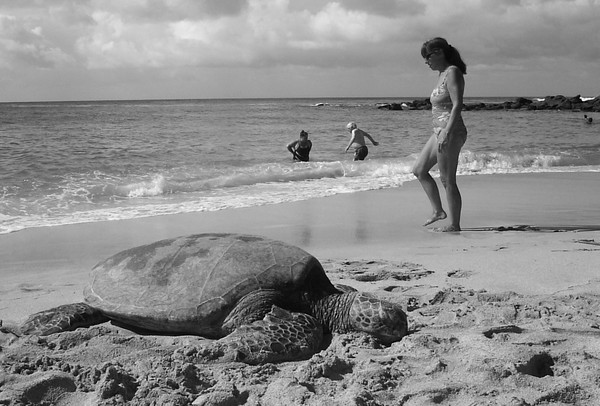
[421,37,467,75]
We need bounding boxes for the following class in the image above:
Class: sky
[1,0,599,102]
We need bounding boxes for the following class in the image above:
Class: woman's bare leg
[412,134,446,226]
[436,136,463,232]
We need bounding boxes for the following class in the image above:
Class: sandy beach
[1,171,600,405]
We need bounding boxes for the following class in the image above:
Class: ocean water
[1,97,599,234]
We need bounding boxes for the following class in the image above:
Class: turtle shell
[84,233,335,336]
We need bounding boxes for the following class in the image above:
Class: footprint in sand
[18,283,46,293]
[446,269,474,278]
[325,259,434,282]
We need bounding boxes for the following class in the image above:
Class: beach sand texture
[1,172,599,405]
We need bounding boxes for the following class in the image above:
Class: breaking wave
[1,151,598,235]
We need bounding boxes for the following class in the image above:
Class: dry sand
[1,172,599,405]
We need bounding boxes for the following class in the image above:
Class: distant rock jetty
[377,95,600,112]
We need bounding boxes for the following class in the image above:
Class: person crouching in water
[287,130,312,162]
[344,122,379,161]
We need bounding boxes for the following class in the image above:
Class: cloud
[0,13,73,69]
[70,0,421,69]
[457,0,600,61]
[0,0,599,100]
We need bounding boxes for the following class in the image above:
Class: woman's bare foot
[423,211,447,226]
[433,225,461,232]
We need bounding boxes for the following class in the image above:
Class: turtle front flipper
[213,306,323,364]
[21,302,109,336]
[221,289,286,334]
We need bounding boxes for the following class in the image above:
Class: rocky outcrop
[394,95,600,112]
[377,103,404,110]
[526,94,598,111]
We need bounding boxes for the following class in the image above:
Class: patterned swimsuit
[430,66,467,144]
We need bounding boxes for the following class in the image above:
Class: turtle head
[348,293,408,344]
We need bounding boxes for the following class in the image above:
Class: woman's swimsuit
[430,66,467,144]
[294,141,312,161]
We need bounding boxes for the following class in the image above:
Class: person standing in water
[344,122,379,161]
[287,130,312,162]
[412,37,468,232]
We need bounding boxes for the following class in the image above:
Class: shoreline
[1,171,599,324]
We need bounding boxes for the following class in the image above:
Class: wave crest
[115,160,414,197]
[460,151,585,173]
[122,175,167,197]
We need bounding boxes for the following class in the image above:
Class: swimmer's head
[346,122,357,131]
[300,130,309,137]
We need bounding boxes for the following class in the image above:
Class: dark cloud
[340,0,426,17]
[118,0,248,22]
[0,15,67,68]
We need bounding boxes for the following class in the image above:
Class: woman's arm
[440,66,465,142]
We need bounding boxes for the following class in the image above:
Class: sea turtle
[12,233,408,363]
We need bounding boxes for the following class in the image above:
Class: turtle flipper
[21,302,109,336]
[221,289,285,334]
[215,306,323,364]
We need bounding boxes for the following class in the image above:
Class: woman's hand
[436,128,449,152]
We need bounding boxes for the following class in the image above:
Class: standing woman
[412,37,468,232]
[287,130,312,162]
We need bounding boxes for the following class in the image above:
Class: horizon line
[2,94,598,105]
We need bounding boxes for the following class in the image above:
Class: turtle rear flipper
[21,302,109,336]
[214,306,323,364]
